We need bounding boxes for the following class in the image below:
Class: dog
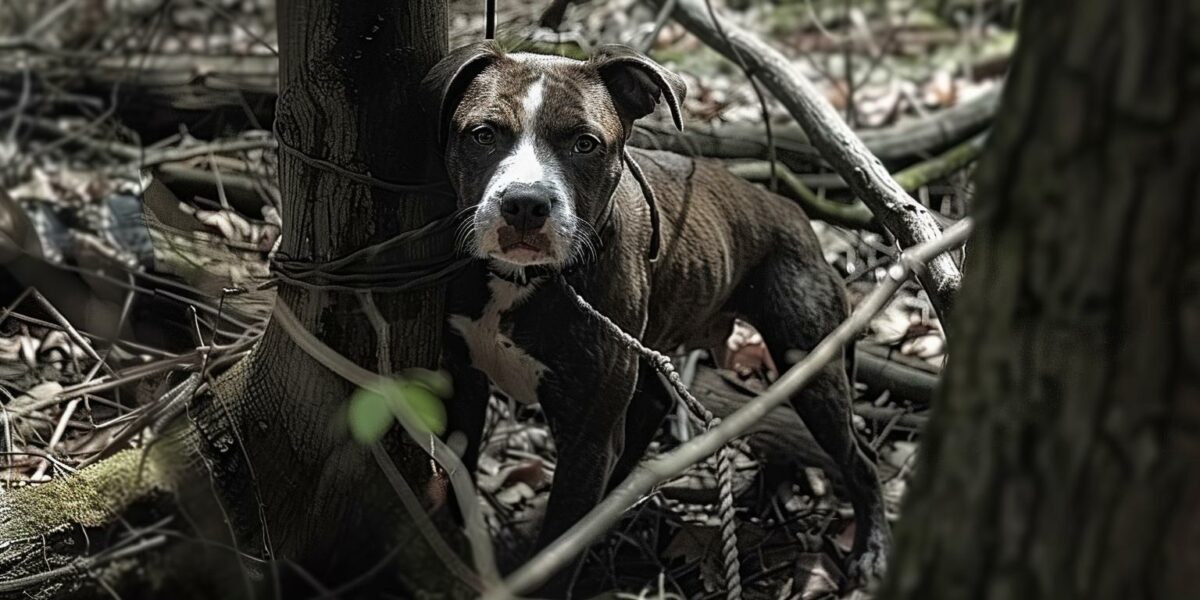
[422,42,890,592]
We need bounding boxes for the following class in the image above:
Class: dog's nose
[500,189,553,232]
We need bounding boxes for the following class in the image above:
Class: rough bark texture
[881,1,1200,599]
[0,1,468,598]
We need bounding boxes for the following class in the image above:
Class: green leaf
[395,382,447,435]
[348,386,393,445]
[401,368,454,399]
[347,375,449,445]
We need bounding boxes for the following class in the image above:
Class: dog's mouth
[503,241,543,252]
[494,227,553,262]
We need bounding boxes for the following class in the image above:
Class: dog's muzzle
[475,180,573,266]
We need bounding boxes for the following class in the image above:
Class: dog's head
[422,42,685,271]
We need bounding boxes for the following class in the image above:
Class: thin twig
[368,444,485,593]
[30,290,116,378]
[0,533,167,593]
[638,0,679,53]
[134,137,276,169]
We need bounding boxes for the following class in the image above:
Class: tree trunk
[880,1,1200,599]
[179,0,462,591]
[0,1,467,597]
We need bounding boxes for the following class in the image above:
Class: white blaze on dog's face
[424,44,686,272]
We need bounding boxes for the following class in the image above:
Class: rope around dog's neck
[623,148,662,262]
[560,276,744,600]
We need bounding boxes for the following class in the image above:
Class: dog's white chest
[448,277,548,405]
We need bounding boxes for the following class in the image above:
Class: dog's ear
[591,44,687,133]
[421,41,504,145]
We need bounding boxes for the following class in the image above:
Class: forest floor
[0,0,1013,597]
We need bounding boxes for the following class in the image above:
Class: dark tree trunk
[0,1,468,598]
[179,0,463,593]
[881,1,1200,599]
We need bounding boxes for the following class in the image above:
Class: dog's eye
[471,126,496,146]
[573,134,600,154]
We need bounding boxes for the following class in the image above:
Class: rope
[623,148,663,262]
[560,277,743,600]
[273,121,457,197]
[268,211,472,293]
[267,116,470,293]
[485,0,497,39]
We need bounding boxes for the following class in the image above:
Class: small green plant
[347,369,453,444]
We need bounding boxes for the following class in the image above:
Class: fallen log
[0,51,278,138]
[855,343,940,406]
[687,346,937,477]
[727,132,986,230]
[690,365,837,475]
[631,86,999,170]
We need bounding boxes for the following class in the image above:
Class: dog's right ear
[421,42,503,146]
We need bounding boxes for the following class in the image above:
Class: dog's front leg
[532,352,639,596]
[442,327,491,477]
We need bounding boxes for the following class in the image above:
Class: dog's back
[628,148,846,354]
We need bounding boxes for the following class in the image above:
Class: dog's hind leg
[736,248,892,582]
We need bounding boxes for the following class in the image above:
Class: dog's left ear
[421,41,504,146]
[591,45,687,134]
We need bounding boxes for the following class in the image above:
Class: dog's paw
[847,547,888,583]
[846,527,890,584]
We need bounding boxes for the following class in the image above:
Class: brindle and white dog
[422,42,890,593]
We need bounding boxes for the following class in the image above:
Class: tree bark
[0,1,467,597]
[165,0,465,592]
[881,1,1200,599]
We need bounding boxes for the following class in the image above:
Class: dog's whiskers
[454,209,480,255]
[451,204,479,220]
[567,226,598,267]
[574,219,602,264]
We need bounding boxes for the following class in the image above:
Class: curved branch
[650,0,966,317]
[725,160,878,230]
[891,132,988,191]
